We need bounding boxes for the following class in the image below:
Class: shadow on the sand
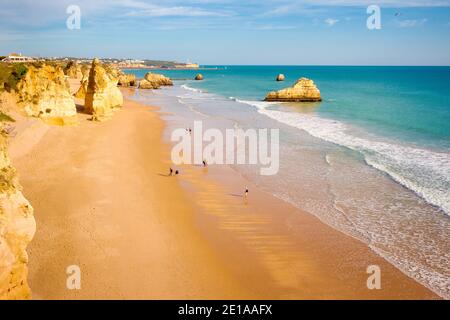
[228,193,244,198]
[157,173,173,177]
[75,103,91,115]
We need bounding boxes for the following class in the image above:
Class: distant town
[0,53,200,69]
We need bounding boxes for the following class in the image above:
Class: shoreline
[9,88,440,299]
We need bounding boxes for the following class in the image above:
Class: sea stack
[0,126,36,299]
[16,64,78,125]
[139,72,173,89]
[265,77,322,102]
[276,74,285,81]
[85,58,123,121]
[195,74,204,81]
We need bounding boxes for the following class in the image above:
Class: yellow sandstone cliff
[74,65,91,99]
[265,77,322,102]
[0,125,36,300]
[64,61,82,79]
[118,73,136,87]
[16,64,78,125]
[84,58,123,121]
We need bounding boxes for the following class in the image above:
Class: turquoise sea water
[128,66,450,149]
[126,66,450,298]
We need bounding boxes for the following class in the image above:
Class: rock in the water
[195,74,204,81]
[139,72,173,89]
[0,127,36,299]
[265,77,321,102]
[118,73,136,87]
[276,74,285,81]
[16,64,78,125]
[85,58,123,121]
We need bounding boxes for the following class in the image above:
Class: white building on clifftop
[2,53,35,63]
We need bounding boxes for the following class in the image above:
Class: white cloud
[291,0,450,7]
[263,0,450,16]
[396,18,427,28]
[125,6,229,17]
[325,18,339,26]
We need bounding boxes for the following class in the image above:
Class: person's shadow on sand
[228,193,244,198]
[158,173,172,177]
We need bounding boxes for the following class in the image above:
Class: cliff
[265,78,322,102]
[139,72,173,89]
[84,59,123,121]
[74,73,88,99]
[0,124,36,300]
[16,64,78,125]
[74,66,91,99]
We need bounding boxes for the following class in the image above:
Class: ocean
[126,66,450,299]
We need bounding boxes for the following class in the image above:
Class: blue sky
[1,0,450,65]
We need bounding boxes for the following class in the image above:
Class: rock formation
[0,125,36,300]
[64,61,82,79]
[276,74,285,81]
[195,74,204,81]
[265,78,322,102]
[118,73,136,87]
[139,72,173,89]
[74,73,88,100]
[84,58,123,121]
[81,65,90,77]
[74,66,91,100]
[16,64,78,125]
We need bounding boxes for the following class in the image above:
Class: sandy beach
[7,87,438,299]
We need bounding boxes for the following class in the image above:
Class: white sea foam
[181,84,203,93]
[236,99,450,216]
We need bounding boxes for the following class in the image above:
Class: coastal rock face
[139,73,173,89]
[16,64,78,125]
[74,65,91,100]
[0,128,36,300]
[85,59,123,121]
[118,73,136,87]
[195,74,204,81]
[276,74,285,81]
[64,61,82,79]
[265,78,322,102]
[74,73,88,100]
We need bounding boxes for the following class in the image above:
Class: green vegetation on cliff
[0,63,28,92]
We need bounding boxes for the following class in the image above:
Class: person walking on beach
[202,160,208,167]
[169,168,173,176]
[244,188,249,198]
